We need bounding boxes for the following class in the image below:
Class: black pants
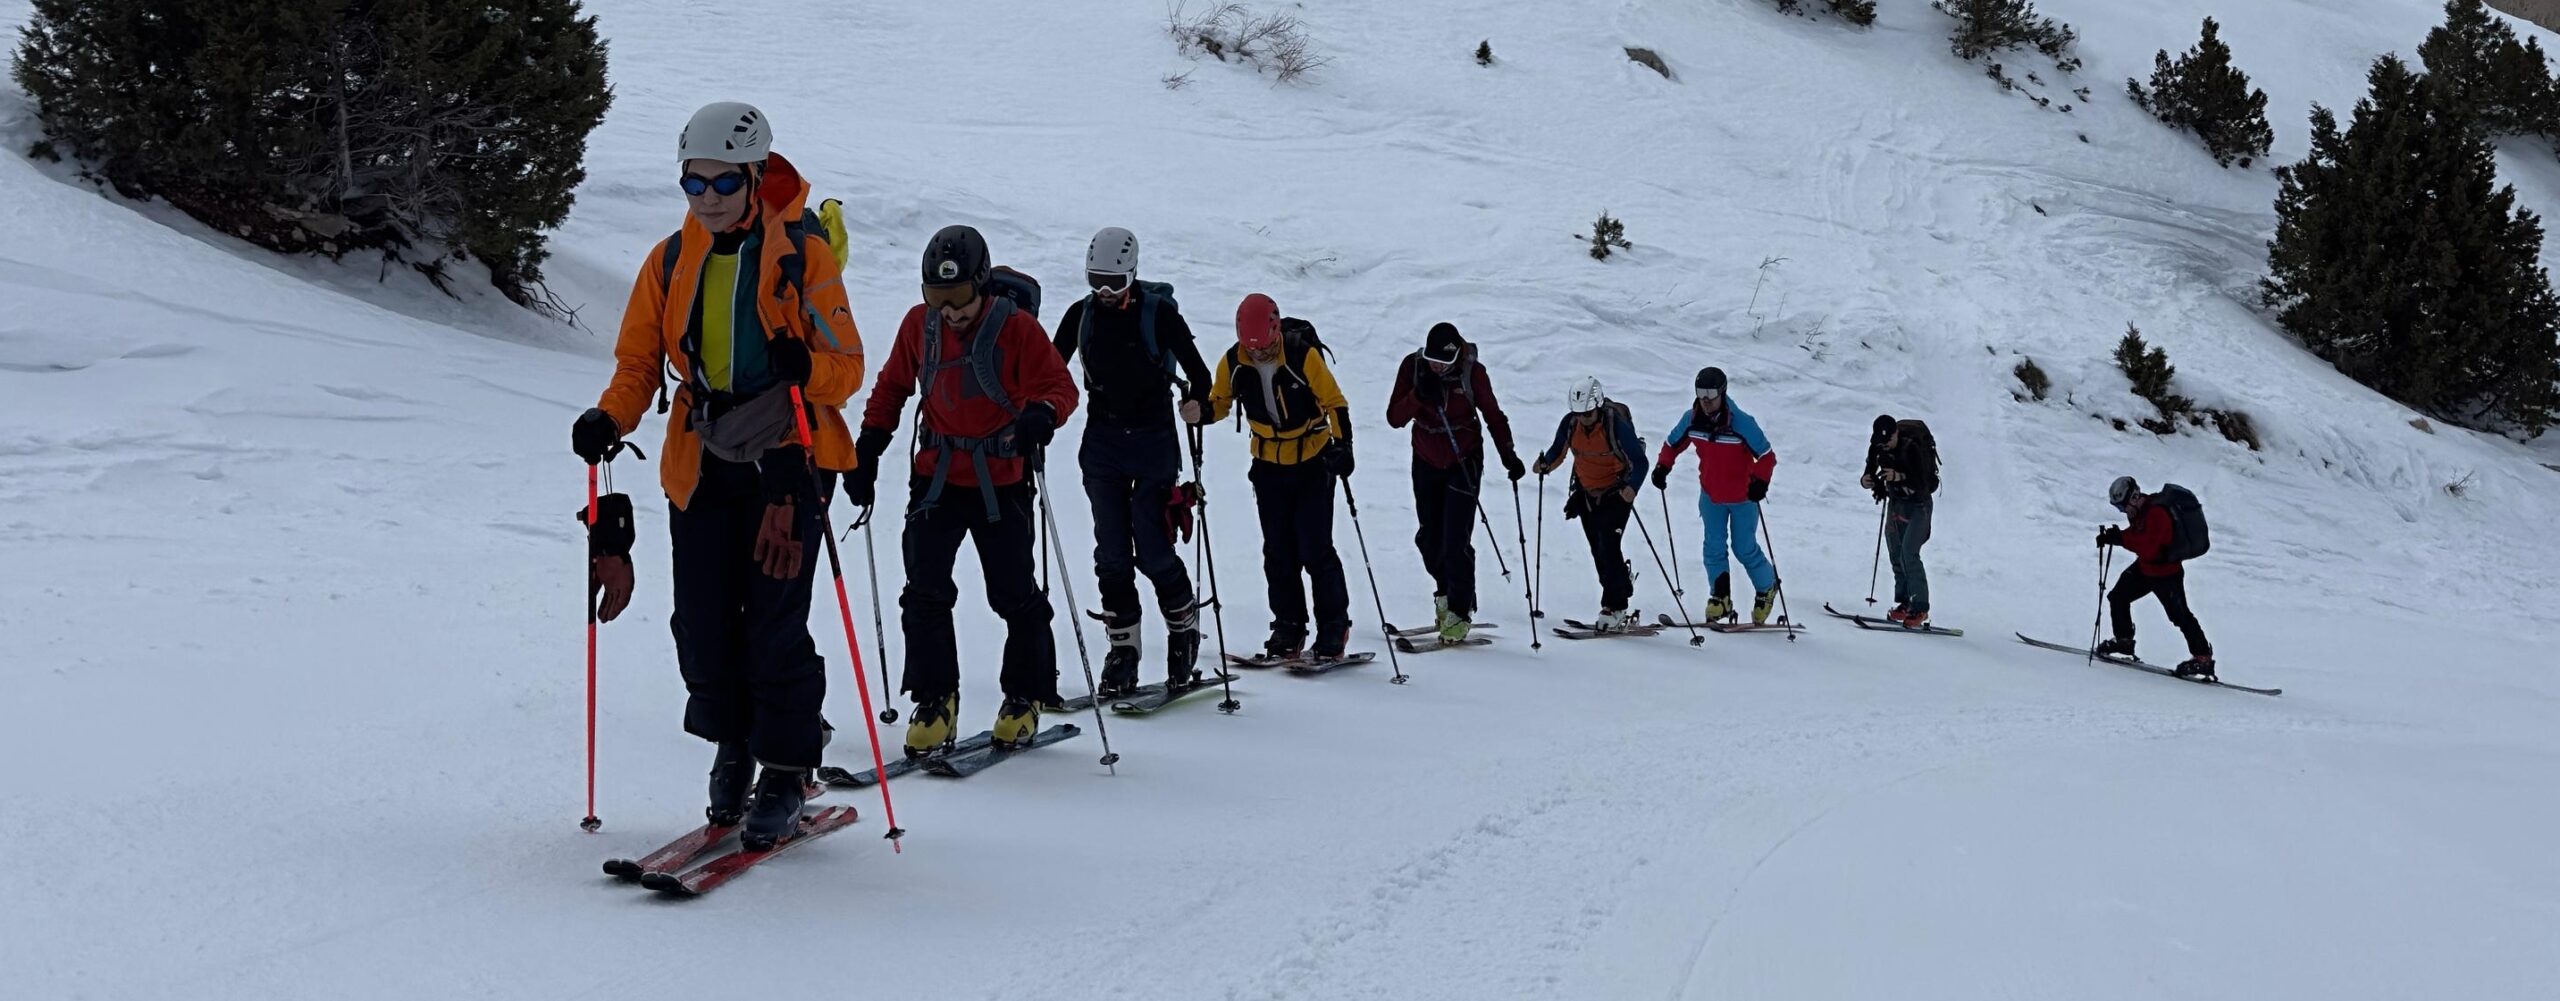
[1568,488,1635,611]
[1412,460,1482,617]
[1886,496,1932,613]
[1080,424,1194,628]
[1248,459,1351,630]
[667,456,830,769]
[2110,566,2211,658]
[899,477,1059,702]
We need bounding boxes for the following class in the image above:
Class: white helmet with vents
[677,102,771,164]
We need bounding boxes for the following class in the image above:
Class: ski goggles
[1694,386,1724,403]
[1423,347,1462,370]
[679,170,750,197]
[1088,271,1133,293]
[923,282,978,312]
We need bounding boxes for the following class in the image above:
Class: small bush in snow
[11,0,612,309]
[1167,2,1328,83]
[1769,0,1877,27]
[2013,357,2051,401]
[2204,408,2260,451]
[1477,40,1494,66]
[1934,0,2080,71]
[1625,47,1673,80]
[2265,55,2560,436]
[2418,0,2560,139]
[2445,471,2475,497]
[2114,325,2192,434]
[2129,18,2275,168]
[1588,212,1632,260]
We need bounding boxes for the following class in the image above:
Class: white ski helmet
[1087,226,1139,276]
[677,102,771,165]
[1568,376,1606,414]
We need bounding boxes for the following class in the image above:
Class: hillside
[2,0,2555,998]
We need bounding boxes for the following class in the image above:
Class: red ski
[640,805,862,897]
[602,822,733,880]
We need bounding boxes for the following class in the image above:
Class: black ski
[1221,651,1377,674]
[1385,621,1500,639]
[1109,677,1241,714]
[1394,635,1497,654]
[1552,619,1664,640]
[922,724,1085,778]
[2014,634,2281,696]
[1659,612,1800,635]
[817,732,995,788]
[1822,603,1965,637]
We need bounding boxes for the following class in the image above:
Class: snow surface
[4,0,2557,998]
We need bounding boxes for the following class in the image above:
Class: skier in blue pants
[1649,367,1781,624]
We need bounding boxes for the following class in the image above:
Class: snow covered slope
[3,0,2556,998]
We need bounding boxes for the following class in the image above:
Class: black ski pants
[667,455,831,769]
[2109,566,2211,658]
[1568,488,1635,611]
[1248,458,1351,631]
[898,477,1060,703]
[1412,459,1483,618]
[1079,424,1194,628]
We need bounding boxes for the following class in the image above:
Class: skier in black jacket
[1053,227,1216,697]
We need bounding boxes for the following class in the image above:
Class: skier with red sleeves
[1649,367,1780,625]
[2096,476,2215,678]
[1386,322,1524,644]
[843,225,1080,758]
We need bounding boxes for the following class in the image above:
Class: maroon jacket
[2120,500,2182,577]
[1386,351,1516,471]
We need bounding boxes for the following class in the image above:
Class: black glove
[2097,525,2124,548]
[845,427,893,509]
[1748,477,1769,502]
[1650,463,1672,491]
[1323,443,1356,478]
[1012,402,1058,450]
[759,445,813,503]
[1501,452,1526,483]
[572,408,621,464]
[1410,359,1434,396]
[766,335,812,386]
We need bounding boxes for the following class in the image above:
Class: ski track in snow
[5,0,2560,998]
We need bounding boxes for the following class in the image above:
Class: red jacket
[1385,353,1516,470]
[2120,501,2182,576]
[861,302,1077,489]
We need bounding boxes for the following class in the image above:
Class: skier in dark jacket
[1205,294,1356,660]
[1052,227,1215,697]
[848,225,1079,758]
[1386,322,1523,644]
[1860,414,1939,628]
[1530,376,1646,631]
[2096,475,2213,677]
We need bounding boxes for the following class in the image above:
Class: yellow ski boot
[993,697,1041,750]
[903,693,958,759]
[1752,589,1778,626]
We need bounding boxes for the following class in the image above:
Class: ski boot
[1264,621,1308,661]
[1900,608,1930,630]
[2093,637,2136,660]
[1099,619,1142,698]
[904,693,959,759]
[1165,605,1202,688]
[1596,608,1637,633]
[2174,654,2217,680]
[1884,604,1911,624]
[993,697,1041,750]
[1703,573,1735,622]
[1311,620,1352,661]
[1438,609,1474,644]
[739,764,809,851]
[706,740,754,827]
[1752,589,1778,626]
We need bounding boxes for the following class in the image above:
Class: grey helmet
[1086,227,1139,277]
[677,102,770,164]
[2108,475,2139,511]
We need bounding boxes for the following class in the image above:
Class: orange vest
[1570,418,1627,492]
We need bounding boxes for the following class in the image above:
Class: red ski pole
[581,463,602,833]
[789,387,906,849]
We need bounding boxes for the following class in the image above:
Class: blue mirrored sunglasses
[680,171,749,197]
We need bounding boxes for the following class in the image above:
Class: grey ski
[1822,603,1965,636]
[921,724,1085,778]
[817,732,995,788]
[2014,634,2281,696]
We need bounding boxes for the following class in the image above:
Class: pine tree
[2128,18,2275,168]
[2264,55,2560,435]
[1933,0,2078,68]
[10,0,610,306]
[2114,325,2192,432]
[2417,0,2559,138]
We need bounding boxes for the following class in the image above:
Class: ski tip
[602,860,640,879]
[639,872,687,895]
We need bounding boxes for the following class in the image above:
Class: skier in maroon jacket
[1385,322,1524,642]
[2096,475,2214,678]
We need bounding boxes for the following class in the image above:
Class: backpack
[1892,418,1940,496]
[2154,483,2210,562]
[986,265,1041,320]
[1077,280,1183,382]
[910,264,1041,520]
[1280,316,1333,362]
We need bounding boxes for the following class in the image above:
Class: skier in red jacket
[2096,476,2213,678]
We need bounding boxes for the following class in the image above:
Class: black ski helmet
[921,225,990,289]
[2108,475,2139,510]
[1695,366,1727,392]
[1872,414,1897,440]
